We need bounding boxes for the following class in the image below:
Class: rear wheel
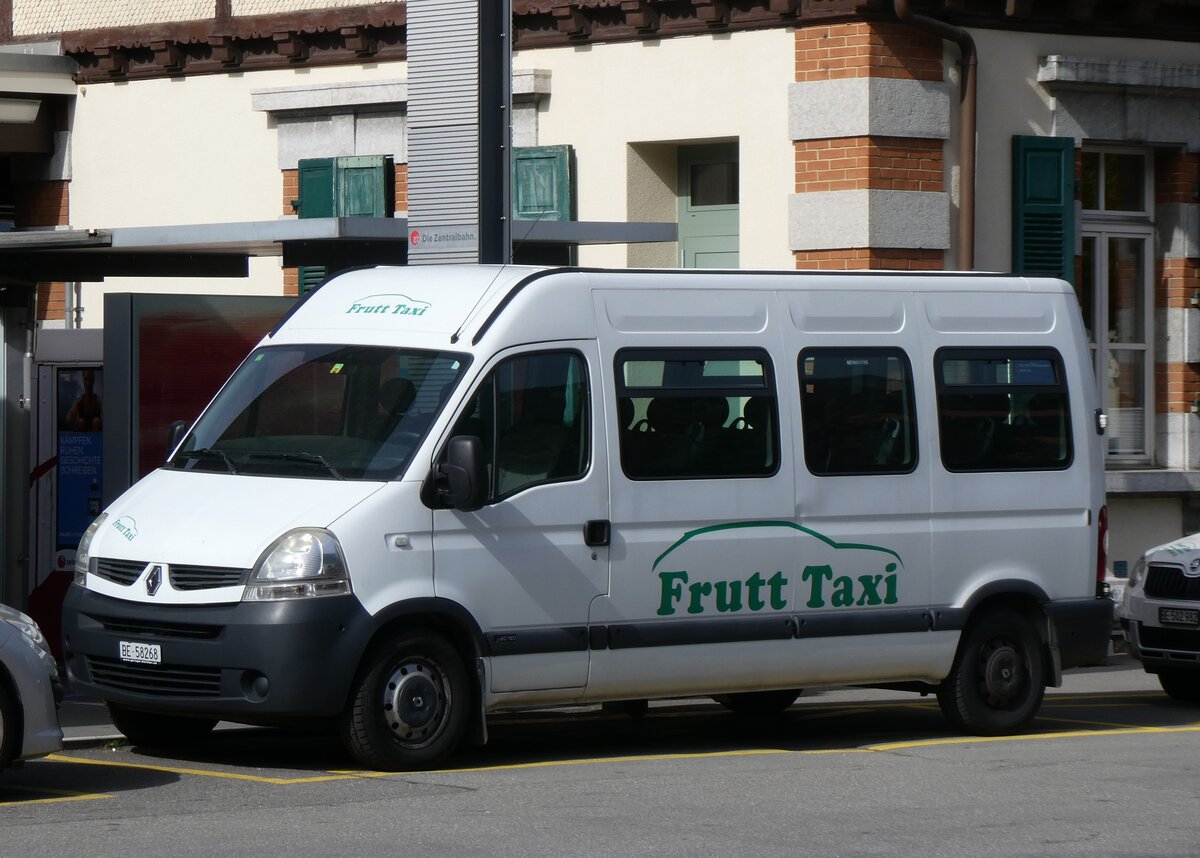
[1157,669,1200,703]
[108,704,217,747]
[713,689,801,716]
[0,683,18,770]
[342,629,469,771]
[937,609,1045,735]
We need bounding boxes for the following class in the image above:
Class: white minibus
[63,265,1113,770]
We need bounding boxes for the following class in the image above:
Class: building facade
[1,0,1199,602]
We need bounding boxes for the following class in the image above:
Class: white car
[1119,536,1200,702]
[0,603,63,770]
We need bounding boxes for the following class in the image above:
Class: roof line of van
[466,266,1059,346]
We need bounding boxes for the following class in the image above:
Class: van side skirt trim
[487,625,589,656]
[483,609,948,656]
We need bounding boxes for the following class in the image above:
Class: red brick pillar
[791,22,948,270]
[14,180,69,321]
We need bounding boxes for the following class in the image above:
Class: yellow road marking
[45,754,373,786]
[0,785,112,807]
[50,721,1200,782]
[866,723,1200,753]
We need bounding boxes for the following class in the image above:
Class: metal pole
[479,0,513,263]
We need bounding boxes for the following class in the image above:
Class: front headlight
[4,610,56,670]
[1128,558,1146,589]
[75,513,108,586]
[243,528,351,602]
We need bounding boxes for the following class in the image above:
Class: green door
[678,143,739,269]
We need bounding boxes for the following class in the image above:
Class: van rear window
[615,349,778,480]
[935,349,1072,472]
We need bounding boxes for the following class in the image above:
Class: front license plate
[119,640,162,665]
[1159,607,1200,626]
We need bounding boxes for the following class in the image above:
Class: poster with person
[56,367,104,550]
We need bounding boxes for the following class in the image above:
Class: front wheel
[342,629,469,771]
[0,683,18,770]
[108,704,217,747]
[937,609,1045,735]
[1157,669,1200,703]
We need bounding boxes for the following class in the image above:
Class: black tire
[108,704,217,747]
[713,689,802,716]
[342,629,469,771]
[0,682,18,771]
[1157,669,1200,703]
[937,609,1045,735]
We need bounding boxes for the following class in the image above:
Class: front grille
[93,559,144,586]
[1145,564,1200,601]
[169,565,249,591]
[1138,624,1200,654]
[90,557,249,591]
[86,655,222,698]
[92,615,222,641]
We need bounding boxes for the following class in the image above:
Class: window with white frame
[1077,147,1154,463]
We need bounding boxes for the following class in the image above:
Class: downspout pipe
[893,0,977,270]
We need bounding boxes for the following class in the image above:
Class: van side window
[449,351,589,499]
[615,348,778,479]
[935,348,1072,472]
[799,348,917,476]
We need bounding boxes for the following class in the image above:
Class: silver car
[0,602,63,770]
[1119,535,1200,703]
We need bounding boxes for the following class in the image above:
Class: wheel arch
[956,580,1057,685]
[352,597,489,743]
[0,660,23,764]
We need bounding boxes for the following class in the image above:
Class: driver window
[450,351,589,499]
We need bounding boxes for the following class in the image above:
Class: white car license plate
[1159,607,1200,626]
[119,640,162,665]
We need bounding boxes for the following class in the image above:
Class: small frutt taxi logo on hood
[112,516,138,542]
[346,293,430,317]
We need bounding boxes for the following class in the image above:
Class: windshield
[171,345,469,480]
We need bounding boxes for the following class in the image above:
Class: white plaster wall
[1108,496,1184,577]
[67,61,408,326]
[513,29,795,270]
[968,28,1200,274]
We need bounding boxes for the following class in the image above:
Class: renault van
[62,265,1113,770]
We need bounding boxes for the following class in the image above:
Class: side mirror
[436,435,487,512]
[165,420,189,457]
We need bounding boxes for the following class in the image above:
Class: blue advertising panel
[56,367,103,549]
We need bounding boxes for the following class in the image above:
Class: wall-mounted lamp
[0,97,41,124]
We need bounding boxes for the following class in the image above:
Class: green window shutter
[513,145,572,222]
[297,158,336,219]
[296,158,334,293]
[1012,136,1076,284]
[297,265,327,296]
[337,155,393,218]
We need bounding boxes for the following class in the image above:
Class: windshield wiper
[173,447,239,474]
[245,451,345,480]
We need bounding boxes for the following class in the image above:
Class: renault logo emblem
[146,565,163,596]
